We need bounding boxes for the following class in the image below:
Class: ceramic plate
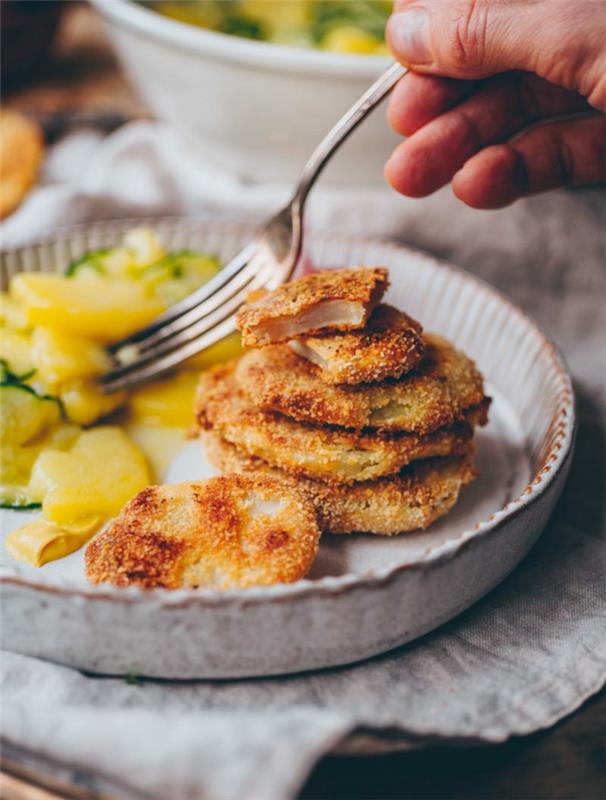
[0,219,575,679]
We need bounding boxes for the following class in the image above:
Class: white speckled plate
[0,219,575,679]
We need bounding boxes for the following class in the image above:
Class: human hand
[385,0,606,208]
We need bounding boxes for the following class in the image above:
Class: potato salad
[1,228,241,566]
[149,0,391,55]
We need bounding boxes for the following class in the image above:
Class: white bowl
[0,219,575,679]
[89,0,400,185]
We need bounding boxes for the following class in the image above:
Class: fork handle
[294,61,407,208]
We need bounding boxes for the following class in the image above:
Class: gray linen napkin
[1,124,605,800]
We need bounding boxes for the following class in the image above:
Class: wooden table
[2,4,604,799]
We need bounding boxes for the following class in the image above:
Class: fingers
[387,0,606,109]
[388,72,590,138]
[387,73,479,137]
[386,72,591,197]
[452,114,606,209]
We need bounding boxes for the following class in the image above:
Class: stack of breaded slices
[196,267,490,536]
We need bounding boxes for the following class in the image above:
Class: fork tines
[101,244,272,393]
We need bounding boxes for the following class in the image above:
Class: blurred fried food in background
[0,111,45,219]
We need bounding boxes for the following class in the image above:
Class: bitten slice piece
[196,362,488,484]
[288,304,425,385]
[236,334,486,434]
[236,267,389,347]
[204,432,477,536]
[85,475,320,590]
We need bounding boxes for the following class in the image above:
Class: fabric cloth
[1,122,605,800]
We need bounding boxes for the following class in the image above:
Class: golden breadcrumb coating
[85,475,320,590]
[196,362,488,483]
[204,432,477,536]
[288,304,425,385]
[236,267,389,346]
[236,333,486,434]
[0,111,44,219]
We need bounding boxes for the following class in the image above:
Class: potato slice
[0,292,29,331]
[0,329,32,375]
[184,331,243,371]
[59,379,126,426]
[32,326,112,385]
[11,274,164,342]
[29,426,150,523]
[129,369,200,428]
[1,423,79,509]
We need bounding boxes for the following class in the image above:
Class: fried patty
[236,334,485,434]
[0,111,44,219]
[85,475,320,590]
[196,362,487,483]
[236,267,389,346]
[288,303,425,385]
[204,432,477,536]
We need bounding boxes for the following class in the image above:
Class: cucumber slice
[0,440,41,509]
[1,424,79,511]
[0,497,41,511]
[144,250,221,280]
[65,249,113,278]
[0,358,35,384]
[143,251,222,305]
[0,383,61,446]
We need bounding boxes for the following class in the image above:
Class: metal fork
[102,61,407,393]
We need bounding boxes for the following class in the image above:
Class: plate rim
[0,217,576,604]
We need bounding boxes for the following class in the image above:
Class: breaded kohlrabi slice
[236,267,389,347]
[288,303,424,385]
[203,431,477,537]
[85,474,320,590]
[196,362,487,484]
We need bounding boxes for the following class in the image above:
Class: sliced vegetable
[129,368,200,427]
[1,226,243,550]
[11,273,165,341]
[28,426,151,523]
[0,292,29,330]
[123,227,166,272]
[0,499,41,511]
[0,329,33,376]
[0,383,61,446]
[59,379,126,426]
[65,249,113,278]
[125,423,186,482]
[0,357,35,384]
[31,326,111,385]
[321,26,387,54]
[219,15,266,39]
[143,250,221,305]
[0,423,79,509]
[312,1,390,44]
[184,331,243,371]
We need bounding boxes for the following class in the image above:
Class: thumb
[387,0,606,108]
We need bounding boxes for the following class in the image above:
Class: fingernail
[387,9,432,66]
